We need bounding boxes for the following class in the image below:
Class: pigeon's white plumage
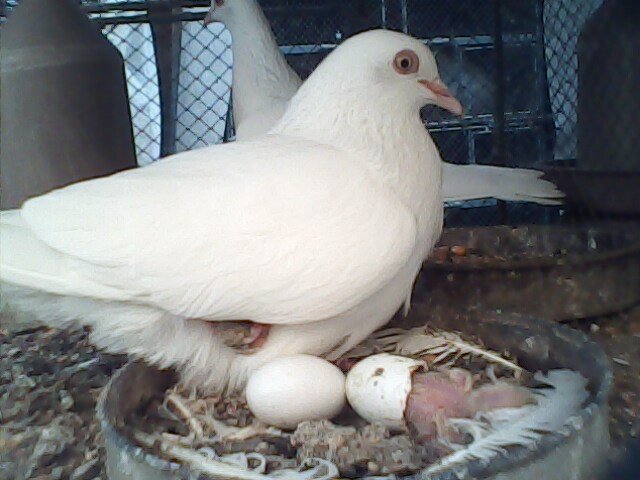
[441,163,561,205]
[207,0,563,205]
[1,30,447,393]
[205,0,301,141]
[9,141,417,323]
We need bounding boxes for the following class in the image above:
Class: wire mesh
[543,0,603,162]
[1,0,638,223]
[175,21,231,152]
[102,21,162,165]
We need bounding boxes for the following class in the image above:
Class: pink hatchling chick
[405,368,533,442]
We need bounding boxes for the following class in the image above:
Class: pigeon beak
[203,9,215,26]
[419,79,464,117]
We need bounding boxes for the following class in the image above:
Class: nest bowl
[97,307,612,480]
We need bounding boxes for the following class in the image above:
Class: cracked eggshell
[345,353,425,430]
[245,354,346,430]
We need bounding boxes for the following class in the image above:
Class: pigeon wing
[18,138,417,325]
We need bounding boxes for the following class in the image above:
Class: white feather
[208,0,563,205]
[425,369,589,474]
[442,163,563,205]
[205,0,300,142]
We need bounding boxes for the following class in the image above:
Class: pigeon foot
[208,321,271,352]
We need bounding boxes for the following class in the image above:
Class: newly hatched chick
[406,368,533,442]
[346,354,533,446]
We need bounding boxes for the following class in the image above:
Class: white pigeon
[205,0,563,205]
[0,30,459,394]
[206,0,302,141]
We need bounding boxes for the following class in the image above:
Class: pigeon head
[274,30,462,140]
[204,0,259,25]
[335,30,462,116]
[204,0,228,24]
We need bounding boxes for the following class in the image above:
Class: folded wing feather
[8,137,417,325]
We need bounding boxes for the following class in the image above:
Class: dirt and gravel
[1,306,639,479]
[0,327,125,480]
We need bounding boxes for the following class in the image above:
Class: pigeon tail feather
[443,163,564,205]
[0,210,126,300]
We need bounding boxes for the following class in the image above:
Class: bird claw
[207,321,270,353]
[241,323,270,349]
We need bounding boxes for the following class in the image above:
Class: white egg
[245,354,346,429]
[345,353,424,430]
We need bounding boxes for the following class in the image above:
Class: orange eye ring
[393,50,419,75]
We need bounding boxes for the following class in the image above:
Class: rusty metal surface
[97,309,612,480]
[414,223,640,321]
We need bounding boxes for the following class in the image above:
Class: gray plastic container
[0,0,136,209]
[578,0,640,172]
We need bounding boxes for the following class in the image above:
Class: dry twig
[133,430,339,480]
[165,392,204,439]
[342,326,522,374]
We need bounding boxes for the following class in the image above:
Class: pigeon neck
[226,7,301,124]
[274,89,442,224]
[275,85,422,156]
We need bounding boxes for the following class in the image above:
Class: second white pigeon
[205,0,563,205]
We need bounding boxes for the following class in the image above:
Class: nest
[125,326,588,479]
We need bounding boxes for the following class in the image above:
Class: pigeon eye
[215,0,224,6]
[393,50,419,75]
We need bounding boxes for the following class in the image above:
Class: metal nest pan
[97,308,612,480]
[415,222,640,321]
